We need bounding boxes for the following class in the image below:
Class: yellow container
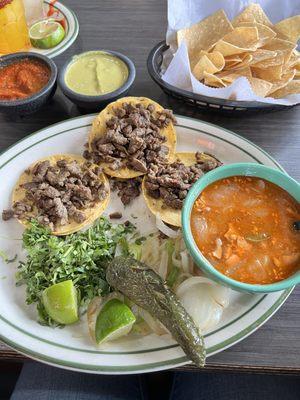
[0,0,30,54]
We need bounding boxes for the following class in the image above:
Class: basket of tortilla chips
[147,3,300,113]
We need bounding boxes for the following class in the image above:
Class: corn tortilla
[142,152,218,227]
[12,154,110,236]
[89,97,176,179]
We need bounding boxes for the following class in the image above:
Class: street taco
[142,152,222,227]
[4,154,110,235]
[86,97,177,179]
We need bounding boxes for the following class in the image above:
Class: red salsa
[0,59,50,101]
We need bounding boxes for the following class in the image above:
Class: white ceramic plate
[29,0,79,58]
[0,114,292,374]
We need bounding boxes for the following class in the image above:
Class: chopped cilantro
[16,218,135,326]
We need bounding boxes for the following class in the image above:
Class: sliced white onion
[180,251,192,274]
[87,296,103,342]
[114,243,124,257]
[176,276,215,297]
[155,216,180,238]
[171,250,182,269]
[138,308,169,336]
[176,276,230,332]
[158,249,169,280]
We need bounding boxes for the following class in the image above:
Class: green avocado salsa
[65,51,128,96]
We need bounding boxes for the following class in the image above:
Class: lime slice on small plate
[95,298,136,344]
[30,20,65,49]
[42,280,78,324]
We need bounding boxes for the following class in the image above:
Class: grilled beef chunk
[109,212,123,219]
[111,177,142,205]
[2,159,108,230]
[2,209,14,221]
[85,102,176,173]
[144,153,222,210]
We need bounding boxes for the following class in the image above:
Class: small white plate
[29,0,79,58]
[0,114,292,374]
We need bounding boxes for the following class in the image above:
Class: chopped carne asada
[85,102,176,173]
[110,177,142,205]
[2,159,108,231]
[144,152,222,210]
[109,212,123,219]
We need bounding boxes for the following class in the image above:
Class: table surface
[0,0,299,374]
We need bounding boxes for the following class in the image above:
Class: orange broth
[191,176,300,284]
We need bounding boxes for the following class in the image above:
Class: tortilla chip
[213,27,259,57]
[192,51,225,80]
[142,152,219,227]
[250,49,278,65]
[274,16,300,43]
[247,77,273,97]
[224,55,242,64]
[193,55,215,80]
[12,155,110,236]
[252,65,283,81]
[236,22,276,47]
[217,66,252,84]
[203,71,227,87]
[232,4,272,27]
[251,51,284,69]
[224,53,253,70]
[224,60,242,70]
[89,97,176,179]
[220,26,259,47]
[177,10,233,66]
[202,51,225,70]
[213,41,256,57]
[287,50,300,68]
[225,55,242,62]
[270,80,300,98]
[262,38,296,64]
[267,69,296,96]
[224,55,242,69]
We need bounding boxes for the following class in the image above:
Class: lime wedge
[42,280,79,325]
[95,299,136,344]
[30,20,65,49]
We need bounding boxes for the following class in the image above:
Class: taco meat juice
[191,176,300,284]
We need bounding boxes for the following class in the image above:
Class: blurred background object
[0,0,30,54]
[23,0,44,24]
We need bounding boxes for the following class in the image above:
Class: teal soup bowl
[182,163,300,294]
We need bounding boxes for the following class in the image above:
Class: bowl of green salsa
[58,50,136,110]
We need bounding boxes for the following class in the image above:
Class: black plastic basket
[147,41,295,114]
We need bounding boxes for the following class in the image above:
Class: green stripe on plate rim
[0,288,292,372]
[41,0,79,59]
[0,295,266,355]
[0,114,292,372]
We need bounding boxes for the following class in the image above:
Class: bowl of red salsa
[0,52,57,116]
[182,163,300,293]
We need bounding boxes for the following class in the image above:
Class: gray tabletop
[0,0,299,373]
